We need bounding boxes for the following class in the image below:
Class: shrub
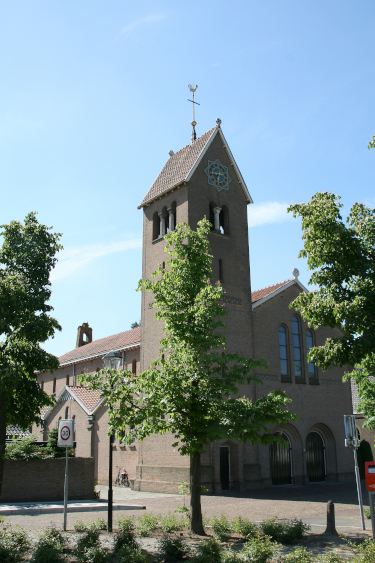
[161,513,186,533]
[116,516,135,533]
[221,547,242,563]
[31,544,63,563]
[190,537,223,563]
[231,516,257,541]
[135,514,158,537]
[45,427,66,458]
[241,532,275,563]
[259,518,310,544]
[113,545,148,563]
[158,534,190,561]
[209,514,231,541]
[74,519,107,533]
[0,522,30,562]
[76,545,109,563]
[351,537,375,562]
[74,520,88,532]
[5,436,45,460]
[38,527,65,551]
[281,547,314,563]
[315,553,345,563]
[364,507,371,519]
[75,529,105,562]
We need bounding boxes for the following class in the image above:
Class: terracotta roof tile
[251,279,293,304]
[6,425,33,439]
[139,127,217,207]
[68,386,103,413]
[58,327,140,366]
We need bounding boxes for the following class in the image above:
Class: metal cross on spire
[188,84,200,143]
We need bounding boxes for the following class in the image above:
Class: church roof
[252,277,308,309]
[139,125,252,208]
[42,385,104,420]
[58,327,141,367]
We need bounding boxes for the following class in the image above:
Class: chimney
[76,323,93,348]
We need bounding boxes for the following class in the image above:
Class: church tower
[136,119,260,492]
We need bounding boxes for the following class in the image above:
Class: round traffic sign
[60,425,71,441]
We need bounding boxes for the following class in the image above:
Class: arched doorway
[270,432,293,485]
[306,431,326,482]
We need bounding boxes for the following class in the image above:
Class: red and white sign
[58,419,74,447]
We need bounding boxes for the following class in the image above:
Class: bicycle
[115,467,130,487]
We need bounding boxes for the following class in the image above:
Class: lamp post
[103,350,122,533]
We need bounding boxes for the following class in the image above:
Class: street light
[103,350,122,532]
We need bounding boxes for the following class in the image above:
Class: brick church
[36,120,354,491]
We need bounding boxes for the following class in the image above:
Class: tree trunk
[0,391,7,499]
[190,452,205,535]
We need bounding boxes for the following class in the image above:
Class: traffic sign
[58,419,74,447]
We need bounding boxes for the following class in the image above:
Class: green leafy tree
[81,219,296,534]
[0,212,62,496]
[368,135,375,150]
[288,192,375,425]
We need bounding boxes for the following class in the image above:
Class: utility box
[365,462,375,491]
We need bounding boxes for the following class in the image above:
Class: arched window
[209,202,216,230]
[219,259,223,283]
[53,378,56,395]
[132,359,137,375]
[269,432,293,485]
[162,206,169,234]
[41,381,44,391]
[152,211,160,241]
[66,374,70,386]
[292,315,303,379]
[65,406,70,419]
[306,330,316,380]
[220,206,229,235]
[278,326,288,378]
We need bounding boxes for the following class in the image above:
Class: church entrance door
[270,433,293,485]
[220,446,230,490]
[306,431,326,482]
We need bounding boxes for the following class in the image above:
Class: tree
[81,219,296,534]
[130,320,140,329]
[368,135,375,150]
[0,212,62,496]
[288,192,375,426]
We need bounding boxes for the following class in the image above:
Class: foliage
[190,537,223,563]
[315,553,344,563]
[209,514,231,541]
[5,436,46,460]
[45,427,67,458]
[74,520,88,533]
[31,544,62,563]
[364,507,371,519]
[259,518,310,544]
[160,513,187,532]
[73,519,107,533]
[0,212,62,495]
[158,534,190,561]
[241,532,275,563]
[130,321,141,329]
[113,544,148,563]
[0,520,30,562]
[74,528,108,563]
[231,516,257,540]
[116,516,136,533]
[357,440,374,479]
[280,547,314,563]
[368,135,375,150]
[81,220,296,534]
[135,514,159,537]
[288,193,375,426]
[350,537,375,562]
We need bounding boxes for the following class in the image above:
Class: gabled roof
[42,385,104,420]
[6,425,33,439]
[58,327,140,367]
[138,125,252,208]
[252,277,308,309]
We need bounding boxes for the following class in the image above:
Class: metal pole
[353,447,365,530]
[63,446,69,531]
[108,433,113,532]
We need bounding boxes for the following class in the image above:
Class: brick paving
[2,482,372,537]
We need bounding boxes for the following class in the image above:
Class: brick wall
[1,457,95,502]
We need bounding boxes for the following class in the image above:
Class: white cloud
[247,201,294,228]
[117,14,167,39]
[51,239,142,281]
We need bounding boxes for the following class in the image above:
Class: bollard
[324,500,338,535]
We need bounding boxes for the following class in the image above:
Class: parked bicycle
[115,467,130,487]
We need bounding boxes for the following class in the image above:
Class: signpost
[58,419,74,531]
[344,414,365,530]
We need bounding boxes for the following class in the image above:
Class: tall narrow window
[306,330,315,379]
[278,326,288,377]
[292,315,302,378]
[66,374,70,386]
[219,259,223,283]
[53,378,56,394]
[132,359,137,375]
[65,406,70,419]
[41,381,44,391]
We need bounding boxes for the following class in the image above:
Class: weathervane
[188,84,200,143]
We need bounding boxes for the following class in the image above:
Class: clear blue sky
[1,1,374,357]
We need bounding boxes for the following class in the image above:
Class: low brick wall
[1,457,95,502]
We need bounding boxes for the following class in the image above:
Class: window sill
[209,230,230,237]
[295,378,306,384]
[309,378,320,385]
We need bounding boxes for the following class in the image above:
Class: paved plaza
[1,481,373,537]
